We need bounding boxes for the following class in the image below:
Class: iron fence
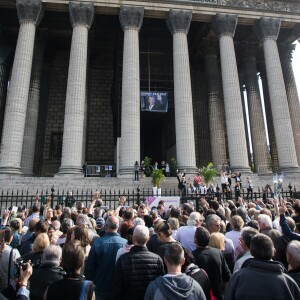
[0,185,298,212]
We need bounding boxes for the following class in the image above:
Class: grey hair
[133,225,149,246]
[287,240,300,266]
[52,220,61,231]
[257,214,272,229]
[42,244,62,266]
[206,214,221,228]
[187,212,202,226]
[77,214,93,229]
[132,217,145,227]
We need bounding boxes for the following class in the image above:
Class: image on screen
[141,91,168,113]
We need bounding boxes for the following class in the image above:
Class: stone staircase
[0,173,299,195]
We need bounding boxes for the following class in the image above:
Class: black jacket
[113,245,164,300]
[226,258,300,300]
[29,263,66,300]
[192,247,231,300]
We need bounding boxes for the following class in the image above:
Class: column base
[230,166,252,175]
[118,166,135,179]
[177,166,199,176]
[56,166,84,177]
[0,166,23,175]
[279,166,300,174]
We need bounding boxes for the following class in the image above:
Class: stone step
[0,174,299,195]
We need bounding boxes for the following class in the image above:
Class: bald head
[106,215,119,232]
[287,240,300,269]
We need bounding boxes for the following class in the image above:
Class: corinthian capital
[212,13,238,38]
[167,10,192,36]
[16,0,44,26]
[253,17,281,41]
[69,2,94,29]
[119,6,144,31]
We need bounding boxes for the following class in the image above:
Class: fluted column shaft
[254,18,299,172]
[280,44,300,165]
[167,9,197,173]
[204,42,227,168]
[119,6,144,177]
[58,2,94,175]
[0,46,11,143]
[212,13,251,173]
[0,0,43,175]
[21,35,45,175]
[243,46,271,174]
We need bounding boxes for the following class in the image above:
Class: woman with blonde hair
[208,232,225,251]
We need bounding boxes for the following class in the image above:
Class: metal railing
[0,186,298,212]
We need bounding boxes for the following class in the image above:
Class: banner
[145,196,180,210]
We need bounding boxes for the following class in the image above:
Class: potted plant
[151,166,165,196]
[200,162,218,186]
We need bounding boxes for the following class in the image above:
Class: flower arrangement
[273,173,284,198]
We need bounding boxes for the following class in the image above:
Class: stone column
[212,13,251,173]
[204,39,227,169]
[254,17,299,173]
[119,6,144,177]
[259,67,279,172]
[21,33,46,176]
[58,2,94,175]
[279,43,300,165]
[167,9,197,173]
[242,44,271,174]
[0,0,43,175]
[0,45,12,143]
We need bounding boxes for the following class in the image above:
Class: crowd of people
[1,188,300,299]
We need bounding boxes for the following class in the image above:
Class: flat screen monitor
[141,91,168,113]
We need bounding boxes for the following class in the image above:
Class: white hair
[257,214,272,229]
[133,225,150,246]
[187,212,202,226]
[132,217,145,227]
[42,244,62,266]
[287,240,300,266]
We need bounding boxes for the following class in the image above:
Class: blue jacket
[85,232,126,298]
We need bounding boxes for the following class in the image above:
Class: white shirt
[176,226,197,252]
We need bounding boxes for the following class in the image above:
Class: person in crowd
[168,217,179,240]
[192,227,231,300]
[134,161,140,181]
[95,217,106,237]
[85,215,126,299]
[225,234,300,299]
[176,212,204,252]
[76,213,99,242]
[44,240,95,299]
[182,248,211,300]
[44,207,54,226]
[286,240,300,288]
[51,220,62,244]
[115,226,135,262]
[0,228,21,289]
[208,232,226,251]
[10,218,22,248]
[225,215,244,259]
[64,191,76,208]
[154,221,180,264]
[29,245,65,300]
[233,227,258,273]
[56,218,72,247]
[257,213,281,244]
[165,162,170,177]
[113,225,164,299]
[144,243,206,300]
[206,214,235,272]
[24,204,42,227]
[140,161,145,178]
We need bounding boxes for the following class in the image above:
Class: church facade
[0,0,299,178]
